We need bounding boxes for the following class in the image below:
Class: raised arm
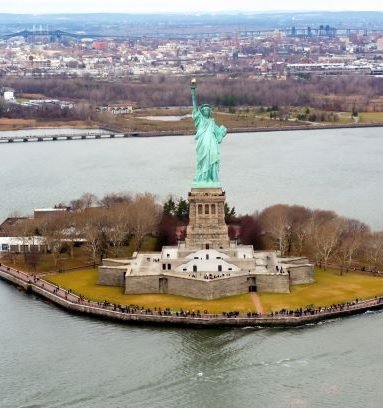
[190,78,198,112]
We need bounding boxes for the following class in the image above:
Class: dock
[0,132,134,143]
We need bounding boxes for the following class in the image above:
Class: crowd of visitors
[2,263,383,324]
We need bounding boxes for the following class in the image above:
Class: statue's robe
[192,108,227,185]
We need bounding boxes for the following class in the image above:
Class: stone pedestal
[185,188,230,249]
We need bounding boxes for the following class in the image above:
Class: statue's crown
[200,103,212,110]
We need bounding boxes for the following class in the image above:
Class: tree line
[2,75,383,111]
[11,192,160,268]
[6,192,383,274]
[254,204,382,274]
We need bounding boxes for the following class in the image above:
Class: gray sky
[1,0,383,14]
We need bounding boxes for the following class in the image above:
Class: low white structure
[0,236,46,253]
[0,87,15,101]
[99,243,314,299]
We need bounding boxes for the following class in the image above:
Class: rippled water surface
[1,127,383,407]
[0,127,382,229]
[1,283,383,408]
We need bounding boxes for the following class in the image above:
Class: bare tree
[104,202,132,256]
[336,219,369,275]
[258,205,291,256]
[309,211,343,270]
[36,214,66,268]
[13,217,36,255]
[285,205,312,256]
[70,193,98,211]
[77,209,109,264]
[99,192,132,208]
[364,232,383,273]
[129,193,160,251]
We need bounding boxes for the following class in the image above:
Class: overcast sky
[1,0,383,14]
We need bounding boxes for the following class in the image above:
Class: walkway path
[2,262,383,328]
[250,293,264,314]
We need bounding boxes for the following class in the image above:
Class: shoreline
[1,264,382,329]
[1,121,383,138]
[1,122,383,143]
[125,122,383,138]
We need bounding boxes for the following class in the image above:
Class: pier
[0,132,133,143]
[1,264,383,328]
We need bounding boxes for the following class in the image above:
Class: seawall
[118,122,383,137]
[2,122,383,143]
[1,265,383,329]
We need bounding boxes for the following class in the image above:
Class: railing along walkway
[1,263,383,328]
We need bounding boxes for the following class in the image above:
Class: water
[1,282,383,408]
[0,127,382,229]
[1,126,383,407]
[138,114,191,121]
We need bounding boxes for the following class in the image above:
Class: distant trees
[1,101,96,122]
[296,109,340,122]
[0,98,8,116]
[4,75,383,111]
[70,192,98,211]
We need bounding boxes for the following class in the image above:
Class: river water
[0,127,382,229]
[1,282,383,408]
[1,127,383,407]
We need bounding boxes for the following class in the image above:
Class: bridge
[0,131,132,143]
[2,26,383,42]
[1,29,106,41]
[0,128,192,143]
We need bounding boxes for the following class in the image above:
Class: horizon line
[1,10,383,15]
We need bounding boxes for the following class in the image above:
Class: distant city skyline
[0,0,383,14]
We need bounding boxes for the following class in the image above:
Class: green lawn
[44,267,383,314]
[260,268,383,312]
[359,111,383,123]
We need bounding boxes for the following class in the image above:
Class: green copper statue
[190,78,227,188]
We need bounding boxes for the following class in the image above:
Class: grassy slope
[260,268,383,312]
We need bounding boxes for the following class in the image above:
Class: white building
[0,87,15,101]
[0,236,46,253]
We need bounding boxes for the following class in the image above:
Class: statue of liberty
[190,78,227,188]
